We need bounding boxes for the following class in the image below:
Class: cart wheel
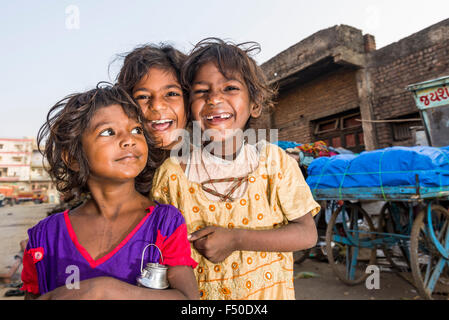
[325,202,377,285]
[410,205,449,300]
[378,202,411,271]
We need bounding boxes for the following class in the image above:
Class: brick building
[255,18,449,151]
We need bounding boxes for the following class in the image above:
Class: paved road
[0,202,420,300]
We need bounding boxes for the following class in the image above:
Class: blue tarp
[274,141,302,150]
[306,146,449,190]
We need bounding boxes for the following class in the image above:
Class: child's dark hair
[116,44,190,157]
[181,37,277,112]
[37,83,162,201]
[116,43,187,96]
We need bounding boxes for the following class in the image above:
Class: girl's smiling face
[132,68,186,150]
[190,62,261,143]
[81,104,148,182]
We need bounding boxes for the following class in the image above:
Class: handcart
[306,75,449,300]
[311,186,449,300]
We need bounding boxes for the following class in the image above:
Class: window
[342,114,361,129]
[12,156,22,162]
[313,109,365,153]
[315,118,339,134]
[392,123,412,141]
[391,113,422,142]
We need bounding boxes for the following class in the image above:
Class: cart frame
[312,186,449,300]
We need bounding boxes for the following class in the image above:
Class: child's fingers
[188,226,215,242]
[192,237,207,251]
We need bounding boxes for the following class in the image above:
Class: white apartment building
[0,138,33,188]
[0,138,58,203]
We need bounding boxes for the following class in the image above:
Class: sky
[1,0,449,139]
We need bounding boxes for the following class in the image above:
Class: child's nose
[149,96,167,111]
[206,91,222,106]
[120,133,136,148]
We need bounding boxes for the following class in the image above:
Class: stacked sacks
[293,141,338,167]
[306,146,449,190]
[297,141,338,158]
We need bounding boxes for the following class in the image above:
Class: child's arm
[103,265,199,300]
[24,292,40,300]
[38,266,199,300]
[189,211,317,263]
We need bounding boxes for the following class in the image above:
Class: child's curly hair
[181,37,277,113]
[115,44,190,153]
[116,43,187,102]
[37,83,163,201]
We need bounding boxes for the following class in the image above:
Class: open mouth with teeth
[148,119,174,131]
[204,113,233,123]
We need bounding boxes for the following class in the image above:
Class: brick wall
[368,19,449,148]
[255,19,449,148]
[259,67,359,143]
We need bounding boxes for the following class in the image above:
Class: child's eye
[225,85,240,91]
[131,127,143,135]
[134,94,151,101]
[193,89,208,95]
[166,91,181,97]
[99,128,115,137]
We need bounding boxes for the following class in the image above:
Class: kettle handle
[140,243,164,273]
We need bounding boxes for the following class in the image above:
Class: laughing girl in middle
[152,38,320,300]
[117,44,188,153]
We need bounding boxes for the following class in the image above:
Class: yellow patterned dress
[151,142,320,300]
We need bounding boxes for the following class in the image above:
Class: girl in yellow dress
[152,38,320,300]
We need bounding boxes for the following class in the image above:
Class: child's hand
[188,226,237,263]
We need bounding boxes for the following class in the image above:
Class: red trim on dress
[156,224,198,269]
[20,248,43,295]
[63,207,155,269]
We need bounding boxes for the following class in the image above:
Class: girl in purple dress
[21,84,198,300]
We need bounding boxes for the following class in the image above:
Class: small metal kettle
[136,243,169,290]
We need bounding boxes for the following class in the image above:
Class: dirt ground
[293,250,419,300]
[0,202,421,300]
[0,202,50,300]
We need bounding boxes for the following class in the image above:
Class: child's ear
[62,150,80,172]
[250,103,262,119]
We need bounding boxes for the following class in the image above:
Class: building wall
[30,149,51,184]
[257,18,449,149]
[0,138,33,183]
[0,138,57,203]
[272,67,360,143]
[367,19,449,148]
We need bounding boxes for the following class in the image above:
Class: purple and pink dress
[21,203,197,295]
